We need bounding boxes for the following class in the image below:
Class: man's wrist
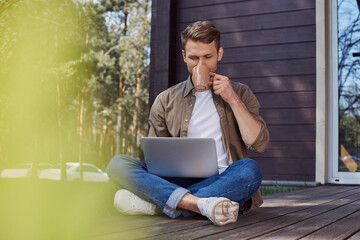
[228,95,242,107]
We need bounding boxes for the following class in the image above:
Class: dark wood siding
[150,0,316,181]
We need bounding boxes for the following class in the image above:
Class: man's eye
[205,55,212,59]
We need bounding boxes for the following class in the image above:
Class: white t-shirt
[187,90,229,173]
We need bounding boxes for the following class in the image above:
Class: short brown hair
[180,21,220,51]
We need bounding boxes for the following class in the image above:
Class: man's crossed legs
[106,155,262,226]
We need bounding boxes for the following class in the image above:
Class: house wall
[150,0,317,181]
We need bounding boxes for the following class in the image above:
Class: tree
[338,0,360,160]
[0,0,151,172]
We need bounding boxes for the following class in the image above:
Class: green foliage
[339,113,360,156]
[0,0,151,169]
[260,184,309,196]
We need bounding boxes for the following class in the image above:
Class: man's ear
[217,47,224,61]
[182,50,187,63]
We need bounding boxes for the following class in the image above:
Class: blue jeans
[106,154,262,218]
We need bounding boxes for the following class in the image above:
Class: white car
[39,162,109,182]
[0,163,54,178]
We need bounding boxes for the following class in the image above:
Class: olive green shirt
[148,76,270,213]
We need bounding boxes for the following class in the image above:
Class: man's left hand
[212,73,239,104]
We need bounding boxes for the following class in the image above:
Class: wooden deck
[89,186,360,240]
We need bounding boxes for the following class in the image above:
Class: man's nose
[198,58,205,66]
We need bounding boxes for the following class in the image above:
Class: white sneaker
[197,197,239,226]
[114,189,157,215]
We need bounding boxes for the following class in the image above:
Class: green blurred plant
[0,0,151,171]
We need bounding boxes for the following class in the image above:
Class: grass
[260,184,310,196]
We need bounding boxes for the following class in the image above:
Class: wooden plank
[300,210,360,240]
[91,217,211,240]
[261,186,349,206]
[202,197,360,240]
[256,92,316,109]
[88,215,176,237]
[177,9,315,33]
[178,0,247,9]
[90,187,349,240]
[221,26,315,48]
[176,25,316,52]
[120,189,348,239]
[262,186,338,201]
[261,186,349,208]
[250,200,360,240]
[177,0,315,22]
[267,125,315,142]
[145,187,359,240]
[196,188,360,240]
[257,158,315,176]
[90,187,340,237]
[261,108,316,125]
[249,142,315,159]
[348,231,360,240]
[237,75,316,93]
[176,42,316,65]
[222,42,315,63]
[175,58,316,81]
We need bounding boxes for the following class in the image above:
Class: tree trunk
[56,81,66,181]
[116,8,128,155]
[79,98,84,182]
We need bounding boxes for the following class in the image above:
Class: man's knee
[106,154,144,178]
[235,158,263,183]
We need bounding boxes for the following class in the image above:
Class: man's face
[182,39,223,75]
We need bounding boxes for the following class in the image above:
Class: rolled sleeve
[247,120,269,153]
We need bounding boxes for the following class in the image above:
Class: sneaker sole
[212,200,239,226]
[114,190,123,212]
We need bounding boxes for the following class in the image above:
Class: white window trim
[328,0,360,184]
[315,0,327,184]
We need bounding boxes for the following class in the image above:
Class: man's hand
[212,73,239,104]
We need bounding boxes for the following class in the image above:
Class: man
[106,21,269,226]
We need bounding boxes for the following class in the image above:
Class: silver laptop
[141,137,219,178]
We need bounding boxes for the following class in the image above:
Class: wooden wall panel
[261,108,316,125]
[177,9,315,34]
[177,0,315,22]
[238,75,316,93]
[256,92,316,109]
[268,125,316,142]
[249,142,315,159]
[220,26,315,48]
[178,0,248,9]
[150,0,317,182]
[258,158,315,176]
[176,58,316,80]
[177,42,316,65]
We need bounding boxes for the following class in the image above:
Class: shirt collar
[183,75,195,97]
